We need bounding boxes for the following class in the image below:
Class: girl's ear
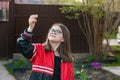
[61,39,64,42]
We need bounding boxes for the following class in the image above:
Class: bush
[4,58,31,74]
[112,46,120,51]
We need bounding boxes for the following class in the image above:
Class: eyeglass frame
[49,28,63,35]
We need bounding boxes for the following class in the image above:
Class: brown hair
[44,23,72,62]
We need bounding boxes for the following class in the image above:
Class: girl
[17,14,74,80]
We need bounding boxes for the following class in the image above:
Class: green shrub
[4,58,31,74]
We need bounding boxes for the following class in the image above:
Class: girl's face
[48,25,64,43]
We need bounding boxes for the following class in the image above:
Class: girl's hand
[27,14,38,32]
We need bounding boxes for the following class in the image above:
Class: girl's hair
[44,23,72,62]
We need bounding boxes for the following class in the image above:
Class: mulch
[86,68,120,80]
[13,70,31,80]
[13,69,120,80]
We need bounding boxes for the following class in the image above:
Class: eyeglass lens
[49,29,62,35]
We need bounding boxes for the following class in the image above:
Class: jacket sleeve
[17,28,34,59]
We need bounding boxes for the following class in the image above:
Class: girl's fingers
[30,14,38,19]
[29,14,38,23]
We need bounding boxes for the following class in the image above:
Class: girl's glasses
[49,29,62,35]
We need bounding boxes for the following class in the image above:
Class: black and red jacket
[17,29,74,80]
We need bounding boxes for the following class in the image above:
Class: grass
[111,46,120,51]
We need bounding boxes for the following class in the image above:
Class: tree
[60,0,120,59]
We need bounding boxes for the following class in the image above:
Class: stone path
[103,66,120,76]
[0,60,15,80]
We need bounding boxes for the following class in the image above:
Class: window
[0,1,9,21]
[15,0,76,5]
[15,0,43,4]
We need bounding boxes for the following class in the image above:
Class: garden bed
[86,68,120,80]
[5,54,120,80]
[74,56,120,80]
[13,68,120,80]
[13,69,31,80]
